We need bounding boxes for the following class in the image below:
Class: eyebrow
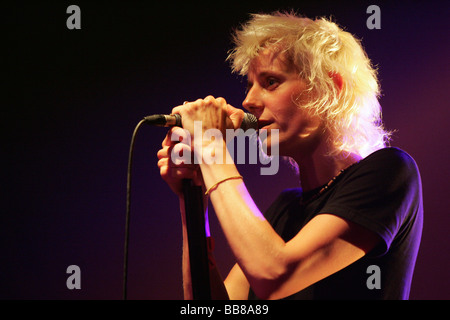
[247,70,285,84]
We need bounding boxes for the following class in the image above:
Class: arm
[157,128,229,300]
[180,195,230,300]
[178,196,193,299]
[224,263,250,300]
[199,147,379,299]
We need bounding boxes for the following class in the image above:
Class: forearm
[179,196,229,300]
[180,198,193,300]
[199,148,287,284]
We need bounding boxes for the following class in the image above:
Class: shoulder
[324,147,423,217]
[361,147,418,170]
[354,147,421,184]
[322,147,423,255]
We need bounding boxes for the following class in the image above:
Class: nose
[242,85,264,118]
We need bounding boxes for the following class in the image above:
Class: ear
[328,71,344,93]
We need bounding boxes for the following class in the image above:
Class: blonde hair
[227,11,391,157]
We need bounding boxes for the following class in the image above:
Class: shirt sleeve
[263,188,303,225]
[318,147,422,256]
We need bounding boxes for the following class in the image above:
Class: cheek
[279,104,309,133]
[276,86,307,117]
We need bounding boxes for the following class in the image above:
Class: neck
[292,142,362,192]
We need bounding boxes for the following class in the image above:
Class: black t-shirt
[248,147,423,300]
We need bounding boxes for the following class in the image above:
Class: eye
[266,77,279,89]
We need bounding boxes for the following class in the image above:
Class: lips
[257,119,274,130]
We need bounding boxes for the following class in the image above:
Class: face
[243,48,324,159]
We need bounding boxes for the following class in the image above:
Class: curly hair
[227,11,391,157]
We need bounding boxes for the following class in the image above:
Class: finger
[157,147,169,160]
[215,97,228,107]
[162,128,174,147]
[206,96,243,130]
[170,143,193,165]
[162,126,191,148]
[171,100,190,114]
[203,95,216,104]
[157,156,169,169]
[159,159,195,176]
[158,157,197,182]
[226,104,245,129]
[171,127,192,146]
[171,105,183,115]
[159,144,195,167]
[170,167,197,180]
[171,99,200,115]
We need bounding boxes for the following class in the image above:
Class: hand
[171,96,245,139]
[157,126,203,198]
[158,96,245,196]
[171,96,246,164]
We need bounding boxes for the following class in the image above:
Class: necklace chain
[300,161,359,206]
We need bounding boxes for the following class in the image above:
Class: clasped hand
[157,96,245,196]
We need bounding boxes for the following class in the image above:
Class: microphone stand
[182,179,211,300]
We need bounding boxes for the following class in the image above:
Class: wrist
[200,157,240,192]
[205,175,243,196]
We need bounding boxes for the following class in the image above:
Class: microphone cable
[123,119,147,300]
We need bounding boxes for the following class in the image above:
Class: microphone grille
[241,113,258,131]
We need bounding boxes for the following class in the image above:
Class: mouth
[257,119,274,130]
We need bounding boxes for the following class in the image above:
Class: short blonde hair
[227,11,391,157]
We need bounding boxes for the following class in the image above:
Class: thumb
[226,104,245,129]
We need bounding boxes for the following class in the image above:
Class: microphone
[143,113,258,130]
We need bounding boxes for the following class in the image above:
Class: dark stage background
[3,1,449,299]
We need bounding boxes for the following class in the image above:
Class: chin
[259,134,281,158]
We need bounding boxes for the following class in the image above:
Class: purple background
[3,1,449,299]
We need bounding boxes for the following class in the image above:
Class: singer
[156,12,423,300]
